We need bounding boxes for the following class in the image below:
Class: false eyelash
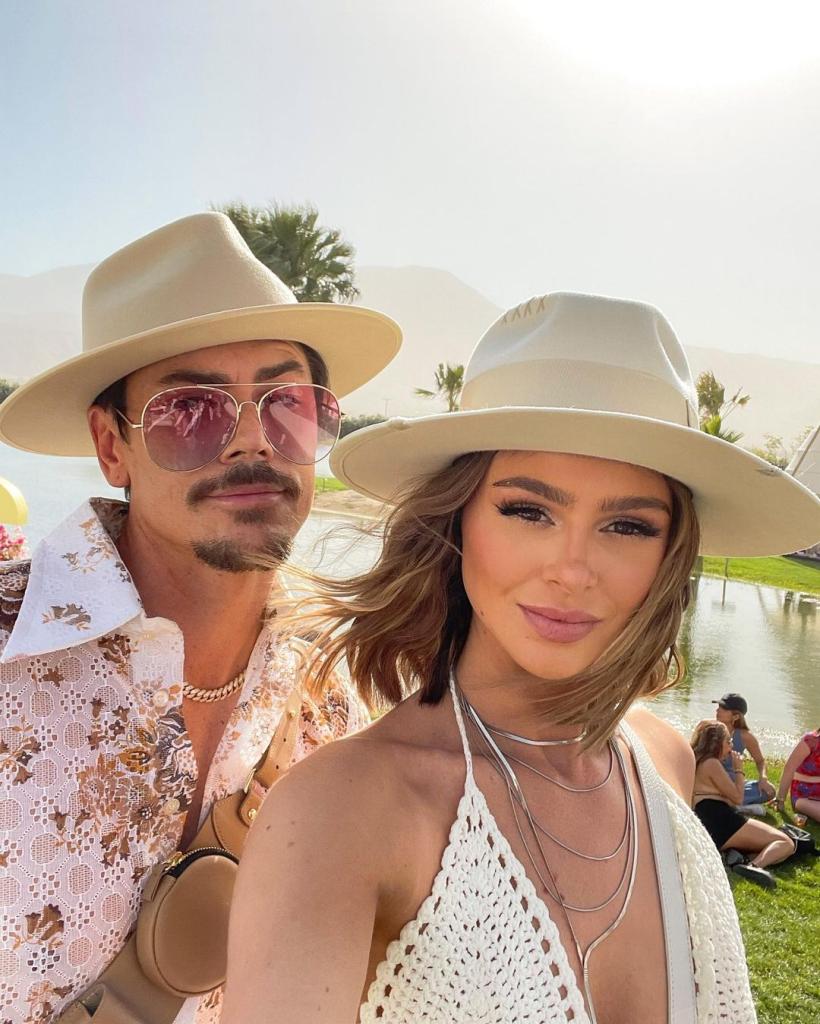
[605,519,663,538]
[495,500,552,523]
[495,501,662,538]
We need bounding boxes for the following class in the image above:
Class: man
[0,212,400,1023]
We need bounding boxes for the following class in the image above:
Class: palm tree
[215,202,359,302]
[695,371,750,443]
[415,363,464,413]
[700,413,743,445]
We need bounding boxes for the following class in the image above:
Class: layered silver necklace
[454,676,639,1024]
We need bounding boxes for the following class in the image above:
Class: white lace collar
[1,498,142,663]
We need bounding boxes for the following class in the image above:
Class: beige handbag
[56,683,303,1023]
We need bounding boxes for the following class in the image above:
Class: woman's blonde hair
[301,450,700,749]
[691,719,730,766]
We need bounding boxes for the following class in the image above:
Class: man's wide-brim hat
[0,212,401,456]
[331,291,820,557]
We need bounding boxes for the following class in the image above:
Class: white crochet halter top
[359,683,757,1024]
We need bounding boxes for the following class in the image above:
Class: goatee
[192,530,294,573]
[187,462,302,572]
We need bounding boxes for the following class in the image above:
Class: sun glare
[521,0,820,90]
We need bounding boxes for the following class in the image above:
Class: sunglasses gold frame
[115,382,341,471]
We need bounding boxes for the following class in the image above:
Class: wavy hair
[691,719,730,766]
[300,450,701,749]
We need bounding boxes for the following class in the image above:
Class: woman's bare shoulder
[261,718,415,829]
[251,695,462,869]
[236,728,414,939]
[625,704,695,801]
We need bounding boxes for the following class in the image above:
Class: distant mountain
[0,263,816,448]
[0,265,91,315]
[349,266,500,418]
[0,265,89,380]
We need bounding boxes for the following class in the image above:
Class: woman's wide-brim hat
[0,212,401,456]
[331,292,820,557]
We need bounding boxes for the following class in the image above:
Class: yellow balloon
[0,476,28,525]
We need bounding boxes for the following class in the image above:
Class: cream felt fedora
[331,291,820,557]
[0,212,401,456]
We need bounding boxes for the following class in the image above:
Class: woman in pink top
[777,729,820,823]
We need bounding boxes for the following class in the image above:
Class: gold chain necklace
[182,670,246,703]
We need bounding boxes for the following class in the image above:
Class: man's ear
[88,406,131,490]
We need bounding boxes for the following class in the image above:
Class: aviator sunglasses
[116,383,342,472]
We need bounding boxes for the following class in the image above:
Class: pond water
[2,445,818,756]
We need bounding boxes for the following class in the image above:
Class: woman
[224,292,820,1024]
[713,693,776,809]
[691,719,794,886]
[776,728,820,823]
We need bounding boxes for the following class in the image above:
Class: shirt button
[153,688,170,709]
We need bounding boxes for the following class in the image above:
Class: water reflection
[651,574,819,756]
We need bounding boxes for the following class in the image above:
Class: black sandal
[732,862,777,889]
[724,849,745,868]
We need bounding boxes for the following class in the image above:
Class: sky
[3,0,820,362]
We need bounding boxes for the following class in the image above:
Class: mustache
[186,462,303,507]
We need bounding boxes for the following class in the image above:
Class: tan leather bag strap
[237,680,304,827]
[193,681,304,852]
[55,683,304,1023]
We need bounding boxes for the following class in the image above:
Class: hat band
[461,359,697,428]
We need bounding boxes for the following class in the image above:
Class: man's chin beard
[192,530,294,573]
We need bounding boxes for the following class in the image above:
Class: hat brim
[330,407,820,557]
[713,698,747,711]
[0,303,401,456]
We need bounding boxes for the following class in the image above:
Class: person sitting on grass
[691,719,794,888]
[776,727,820,823]
[713,692,775,813]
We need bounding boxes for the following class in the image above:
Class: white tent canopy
[787,423,820,496]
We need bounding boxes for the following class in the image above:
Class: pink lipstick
[519,605,602,644]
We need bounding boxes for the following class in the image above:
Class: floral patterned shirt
[0,499,366,1024]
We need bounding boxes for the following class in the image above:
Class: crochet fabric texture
[359,696,757,1024]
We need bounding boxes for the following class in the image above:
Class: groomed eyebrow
[254,361,309,382]
[492,477,573,506]
[599,495,672,516]
[157,359,308,386]
[492,476,671,516]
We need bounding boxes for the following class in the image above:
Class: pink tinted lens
[259,385,341,465]
[142,388,237,471]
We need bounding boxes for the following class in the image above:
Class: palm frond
[213,201,360,302]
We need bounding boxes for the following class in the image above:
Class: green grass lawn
[732,761,820,1022]
[700,555,820,595]
[314,476,348,494]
